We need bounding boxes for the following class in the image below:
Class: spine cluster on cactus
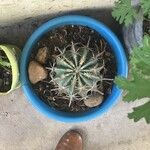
[50,42,108,105]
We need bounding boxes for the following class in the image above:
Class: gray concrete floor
[0,1,150,150]
[1,89,150,150]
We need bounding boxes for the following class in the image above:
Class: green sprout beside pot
[112,0,150,123]
[0,45,21,95]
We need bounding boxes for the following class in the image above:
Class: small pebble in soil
[36,47,49,64]
[28,60,48,84]
[84,93,103,108]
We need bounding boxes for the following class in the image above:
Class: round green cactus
[51,43,105,105]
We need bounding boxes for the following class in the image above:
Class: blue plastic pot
[21,15,128,123]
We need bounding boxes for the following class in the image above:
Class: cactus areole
[21,15,128,122]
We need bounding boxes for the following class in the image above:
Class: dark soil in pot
[0,50,12,92]
[28,25,117,112]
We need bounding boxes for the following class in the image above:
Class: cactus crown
[51,42,104,105]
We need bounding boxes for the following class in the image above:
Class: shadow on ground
[0,8,124,49]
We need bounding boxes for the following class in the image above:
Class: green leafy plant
[0,58,10,68]
[115,35,150,123]
[50,43,110,105]
[0,50,11,68]
[112,0,150,26]
[141,0,150,18]
[112,0,150,123]
[112,0,137,26]
[0,45,21,94]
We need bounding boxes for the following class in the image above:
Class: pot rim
[21,15,128,122]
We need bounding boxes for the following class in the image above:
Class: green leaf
[131,35,150,76]
[115,35,150,102]
[0,58,11,68]
[115,72,150,102]
[128,101,150,123]
[112,0,137,26]
[140,0,150,18]
[115,35,150,123]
